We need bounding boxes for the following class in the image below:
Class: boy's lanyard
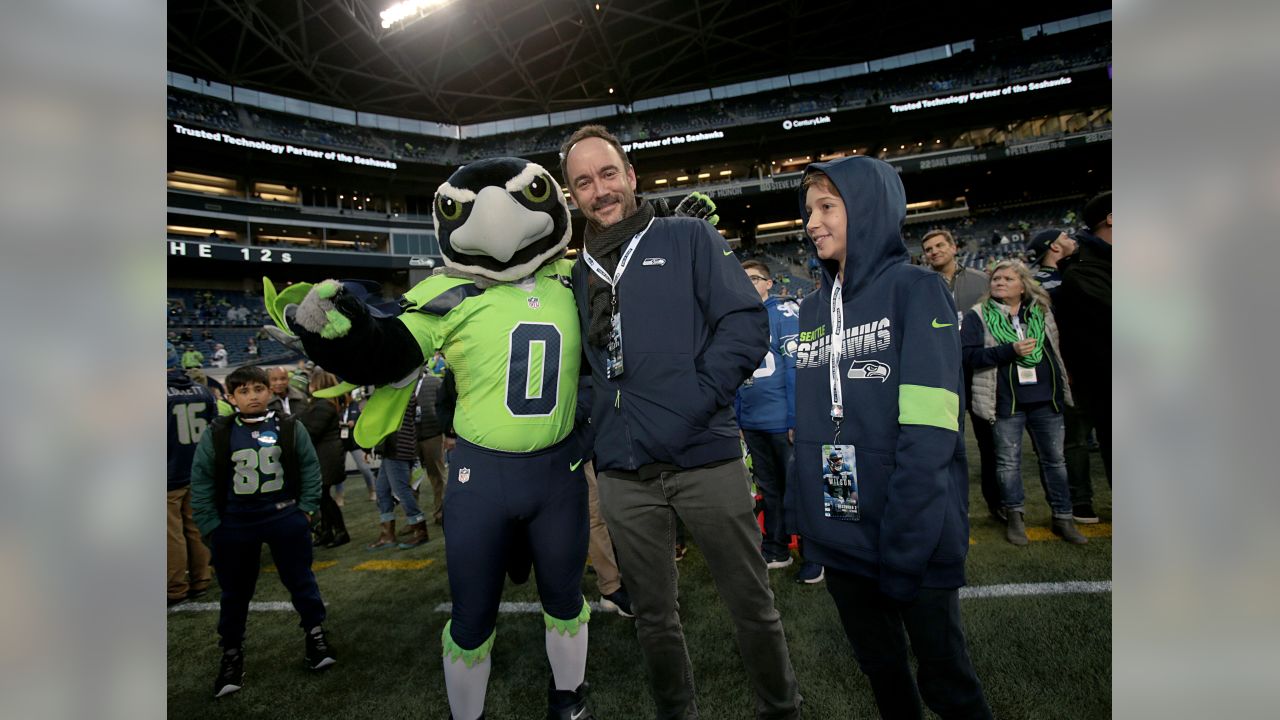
[829,278,844,442]
[580,217,655,309]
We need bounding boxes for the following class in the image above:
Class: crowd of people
[168,26,1109,168]
[167,121,1111,719]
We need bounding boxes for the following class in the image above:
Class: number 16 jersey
[399,258,581,453]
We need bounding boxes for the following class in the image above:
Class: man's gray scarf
[584,202,655,347]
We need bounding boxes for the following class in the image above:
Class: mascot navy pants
[443,434,589,649]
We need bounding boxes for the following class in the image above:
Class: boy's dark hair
[559,124,630,190]
[226,365,269,395]
[742,259,772,276]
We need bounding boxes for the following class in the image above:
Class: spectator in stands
[961,260,1087,546]
[922,228,1002,521]
[367,391,429,551]
[1026,228,1077,292]
[791,157,991,719]
[735,260,822,584]
[167,343,215,607]
[1053,192,1112,520]
[211,343,229,368]
[301,369,349,548]
[339,391,377,502]
[561,124,801,719]
[181,344,205,370]
[414,372,447,526]
[245,337,259,359]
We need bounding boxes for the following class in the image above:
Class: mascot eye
[437,195,463,221]
[522,174,553,203]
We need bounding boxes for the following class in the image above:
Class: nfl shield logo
[528,297,540,310]
[458,468,471,484]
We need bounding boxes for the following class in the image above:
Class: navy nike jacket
[786,156,971,602]
[573,215,768,473]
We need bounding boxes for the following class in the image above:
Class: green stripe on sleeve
[899,384,959,432]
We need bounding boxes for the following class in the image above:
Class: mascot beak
[448,186,553,263]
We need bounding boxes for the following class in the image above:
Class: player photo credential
[821,444,859,521]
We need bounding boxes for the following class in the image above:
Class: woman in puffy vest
[961,260,1087,547]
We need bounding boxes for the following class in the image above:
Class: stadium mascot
[261,156,714,720]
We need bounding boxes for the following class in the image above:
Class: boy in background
[190,365,335,698]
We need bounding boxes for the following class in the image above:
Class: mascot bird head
[433,157,572,282]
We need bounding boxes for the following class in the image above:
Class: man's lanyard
[828,278,845,439]
[580,217,655,306]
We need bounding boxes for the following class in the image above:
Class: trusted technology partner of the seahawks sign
[171,123,399,170]
[889,76,1074,113]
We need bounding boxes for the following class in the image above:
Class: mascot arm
[651,191,719,226]
[290,280,426,385]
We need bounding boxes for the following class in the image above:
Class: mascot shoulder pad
[402,274,482,318]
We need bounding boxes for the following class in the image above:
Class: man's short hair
[922,228,957,247]
[226,365,269,395]
[1082,191,1112,231]
[559,124,630,189]
[741,259,772,276]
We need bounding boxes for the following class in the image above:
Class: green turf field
[168,428,1111,718]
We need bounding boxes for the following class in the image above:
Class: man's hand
[788,428,795,445]
[1012,338,1037,357]
[674,192,719,226]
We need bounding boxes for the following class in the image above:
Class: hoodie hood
[799,156,908,297]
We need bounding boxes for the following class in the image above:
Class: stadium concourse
[167,1,1112,717]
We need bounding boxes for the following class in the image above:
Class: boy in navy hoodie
[788,156,991,718]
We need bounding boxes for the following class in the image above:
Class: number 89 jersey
[399,258,581,453]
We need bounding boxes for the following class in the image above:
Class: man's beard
[587,191,638,231]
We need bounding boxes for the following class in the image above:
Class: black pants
[743,429,793,559]
[825,569,992,720]
[968,411,1001,514]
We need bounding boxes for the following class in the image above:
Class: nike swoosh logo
[571,708,587,720]
[723,249,734,256]
[931,319,954,328]
[569,459,584,472]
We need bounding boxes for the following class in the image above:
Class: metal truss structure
[168,0,1109,125]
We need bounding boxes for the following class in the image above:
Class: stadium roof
[168,0,1110,126]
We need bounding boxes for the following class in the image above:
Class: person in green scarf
[960,260,1087,546]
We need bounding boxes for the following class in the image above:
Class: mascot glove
[261,324,305,353]
[674,191,719,227]
[294,280,355,340]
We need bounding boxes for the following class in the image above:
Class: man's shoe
[547,679,594,720]
[367,520,396,550]
[599,588,635,618]
[167,596,189,608]
[212,647,244,698]
[304,626,336,670]
[988,504,1008,523]
[793,562,824,584]
[325,531,351,548]
[187,587,209,601]
[1052,517,1089,545]
[312,529,334,547]
[1005,510,1029,546]
[674,544,687,562]
[765,551,793,570]
[1072,504,1100,524]
[397,522,430,549]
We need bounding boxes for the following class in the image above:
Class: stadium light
[676,176,689,182]
[719,170,732,176]
[380,0,457,30]
[654,178,668,184]
[697,172,710,179]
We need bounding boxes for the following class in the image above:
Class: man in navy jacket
[561,125,802,719]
